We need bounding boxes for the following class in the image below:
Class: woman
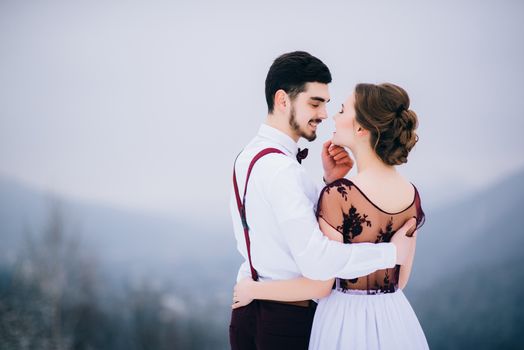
[232,83,428,349]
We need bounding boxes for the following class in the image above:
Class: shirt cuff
[380,242,397,268]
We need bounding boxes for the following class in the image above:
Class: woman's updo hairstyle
[354,83,419,165]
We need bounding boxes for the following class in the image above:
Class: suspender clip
[240,207,249,231]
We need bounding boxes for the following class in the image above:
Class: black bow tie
[296,148,309,164]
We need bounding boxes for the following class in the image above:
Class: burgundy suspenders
[232,148,285,281]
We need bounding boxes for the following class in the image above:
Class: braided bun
[354,83,419,166]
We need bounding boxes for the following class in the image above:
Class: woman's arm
[318,216,343,242]
[398,232,417,289]
[231,218,342,309]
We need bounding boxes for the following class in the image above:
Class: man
[229,51,415,349]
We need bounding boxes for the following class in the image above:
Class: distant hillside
[2,170,523,349]
[410,168,524,289]
[405,168,524,349]
[0,176,241,292]
[410,257,523,349]
[0,176,242,349]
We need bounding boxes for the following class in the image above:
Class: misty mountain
[1,169,523,349]
[3,168,522,291]
[0,176,241,294]
[405,168,524,349]
[409,167,524,289]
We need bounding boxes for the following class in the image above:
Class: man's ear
[274,89,289,112]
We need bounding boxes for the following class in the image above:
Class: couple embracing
[229,51,429,350]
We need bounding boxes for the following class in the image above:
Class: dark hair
[354,83,419,166]
[265,51,332,113]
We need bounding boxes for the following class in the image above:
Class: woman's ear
[355,123,364,135]
[355,123,369,139]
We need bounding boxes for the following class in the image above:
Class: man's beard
[289,106,318,142]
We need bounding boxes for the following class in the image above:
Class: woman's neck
[352,144,396,176]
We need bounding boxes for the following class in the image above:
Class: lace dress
[309,178,429,350]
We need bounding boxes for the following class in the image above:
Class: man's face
[288,82,330,142]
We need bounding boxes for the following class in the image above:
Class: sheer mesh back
[317,178,425,293]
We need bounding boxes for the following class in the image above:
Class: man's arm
[267,161,414,281]
[232,277,333,308]
[266,162,393,280]
[231,216,342,308]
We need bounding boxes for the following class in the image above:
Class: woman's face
[332,92,359,149]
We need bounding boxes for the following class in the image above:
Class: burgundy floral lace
[317,178,425,294]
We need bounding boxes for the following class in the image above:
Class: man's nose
[318,106,328,119]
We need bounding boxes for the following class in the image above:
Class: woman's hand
[232,278,257,309]
[322,140,354,183]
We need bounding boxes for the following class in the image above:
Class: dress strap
[413,185,425,229]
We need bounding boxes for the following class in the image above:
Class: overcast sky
[1,0,523,224]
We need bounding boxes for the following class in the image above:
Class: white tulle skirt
[309,289,429,350]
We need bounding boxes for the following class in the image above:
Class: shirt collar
[258,123,299,157]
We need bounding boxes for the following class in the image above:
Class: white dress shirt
[231,124,396,283]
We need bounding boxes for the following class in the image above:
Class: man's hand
[391,218,417,265]
[232,278,256,309]
[322,140,354,183]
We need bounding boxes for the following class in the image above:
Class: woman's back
[317,177,425,293]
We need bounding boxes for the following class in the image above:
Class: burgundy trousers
[229,300,317,350]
